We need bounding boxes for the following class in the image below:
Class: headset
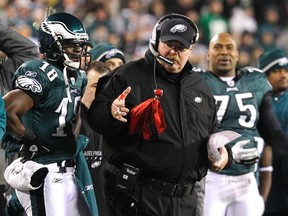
[149,13,199,65]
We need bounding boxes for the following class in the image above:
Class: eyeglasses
[162,41,189,53]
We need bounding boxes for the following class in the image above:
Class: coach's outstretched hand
[111,86,131,122]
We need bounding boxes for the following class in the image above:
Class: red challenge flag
[128,89,166,140]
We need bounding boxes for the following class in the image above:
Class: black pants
[89,160,109,216]
[0,185,7,216]
[263,211,288,216]
[104,172,197,216]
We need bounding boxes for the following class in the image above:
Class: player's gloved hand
[20,129,51,163]
[232,140,259,165]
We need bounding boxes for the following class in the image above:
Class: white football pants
[16,164,90,216]
[204,171,264,216]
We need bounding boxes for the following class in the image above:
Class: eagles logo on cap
[105,48,118,59]
[90,43,126,63]
[170,24,187,33]
[160,18,195,48]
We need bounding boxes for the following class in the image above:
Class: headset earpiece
[149,13,199,65]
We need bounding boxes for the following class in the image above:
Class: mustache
[166,56,179,63]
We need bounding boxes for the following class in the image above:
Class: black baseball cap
[160,18,195,48]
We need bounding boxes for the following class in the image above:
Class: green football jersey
[13,59,87,164]
[197,67,272,175]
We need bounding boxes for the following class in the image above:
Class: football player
[3,12,97,216]
[198,32,288,216]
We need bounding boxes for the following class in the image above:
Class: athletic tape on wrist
[258,166,273,172]
[22,128,36,141]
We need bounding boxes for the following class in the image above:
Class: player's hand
[111,86,131,122]
[232,140,259,165]
[20,136,51,163]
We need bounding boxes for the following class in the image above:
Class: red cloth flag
[128,89,166,140]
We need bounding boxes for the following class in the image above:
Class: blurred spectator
[237,30,260,67]
[276,28,288,53]
[3,0,288,77]
[14,0,32,23]
[162,0,180,13]
[30,7,46,38]
[90,25,111,46]
[185,8,200,23]
[261,4,281,28]
[0,0,9,26]
[253,0,287,27]
[137,14,158,45]
[239,30,256,52]
[188,43,208,69]
[147,0,166,19]
[258,28,278,52]
[250,46,264,67]
[91,43,126,71]
[85,2,113,46]
[134,14,158,59]
[238,48,251,68]
[111,0,146,60]
[15,22,38,45]
[57,0,81,14]
[229,6,257,41]
[199,0,229,45]
[174,0,203,15]
[222,0,240,18]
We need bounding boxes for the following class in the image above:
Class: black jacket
[88,50,218,184]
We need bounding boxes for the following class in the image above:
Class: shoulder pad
[243,66,263,73]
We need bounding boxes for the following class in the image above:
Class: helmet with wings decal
[38,12,91,70]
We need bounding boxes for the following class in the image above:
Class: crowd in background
[1,0,288,72]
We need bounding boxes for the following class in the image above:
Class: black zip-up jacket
[88,50,218,184]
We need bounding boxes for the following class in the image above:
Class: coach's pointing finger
[111,86,131,122]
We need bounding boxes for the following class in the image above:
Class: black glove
[30,167,49,188]
[20,129,51,163]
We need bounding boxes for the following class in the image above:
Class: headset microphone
[149,42,173,66]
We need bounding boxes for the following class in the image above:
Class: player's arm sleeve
[0,24,39,93]
[257,92,288,157]
[0,24,39,62]
[12,65,42,105]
